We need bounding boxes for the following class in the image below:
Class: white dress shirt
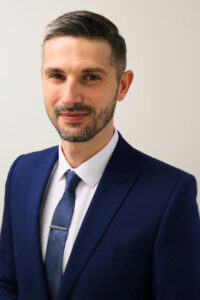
[40,130,119,271]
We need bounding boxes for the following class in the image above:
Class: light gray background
[1,0,200,224]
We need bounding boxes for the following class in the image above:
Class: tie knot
[65,170,80,194]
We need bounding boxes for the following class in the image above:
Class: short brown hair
[42,10,126,80]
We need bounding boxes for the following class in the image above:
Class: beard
[45,90,118,143]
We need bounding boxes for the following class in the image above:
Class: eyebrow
[82,68,108,76]
[44,68,65,75]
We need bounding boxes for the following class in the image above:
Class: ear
[117,70,134,101]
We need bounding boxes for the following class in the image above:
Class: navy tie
[45,170,81,300]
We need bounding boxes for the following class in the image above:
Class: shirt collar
[57,129,119,187]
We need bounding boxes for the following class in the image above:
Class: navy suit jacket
[0,134,200,300]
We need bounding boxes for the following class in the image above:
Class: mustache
[54,103,95,116]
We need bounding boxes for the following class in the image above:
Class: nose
[61,78,84,107]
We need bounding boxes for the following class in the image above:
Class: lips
[60,112,88,123]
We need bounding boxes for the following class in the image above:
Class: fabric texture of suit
[0,134,200,300]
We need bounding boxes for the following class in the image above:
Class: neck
[61,125,114,168]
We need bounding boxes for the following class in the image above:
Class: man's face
[41,36,120,143]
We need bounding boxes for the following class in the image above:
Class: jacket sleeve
[0,158,22,299]
[153,174,200,300]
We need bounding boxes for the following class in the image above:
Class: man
[0,10,200,300]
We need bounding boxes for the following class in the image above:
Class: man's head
[41,11,133,144]
[42,10,126,81]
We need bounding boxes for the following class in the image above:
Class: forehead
[43,36,113,69]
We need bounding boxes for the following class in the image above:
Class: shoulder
[7,146,58,179]
[115,135,197,216]
[116,133,196,186]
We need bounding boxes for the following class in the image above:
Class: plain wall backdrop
[0,0,200,224]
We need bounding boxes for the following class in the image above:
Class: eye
[49,73,65,80]
[83,74,101,81]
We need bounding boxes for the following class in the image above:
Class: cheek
[85,87,113,104]
[43,84,60,105]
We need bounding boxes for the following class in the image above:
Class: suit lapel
[26,147,58,300]
[59,136,140,300]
